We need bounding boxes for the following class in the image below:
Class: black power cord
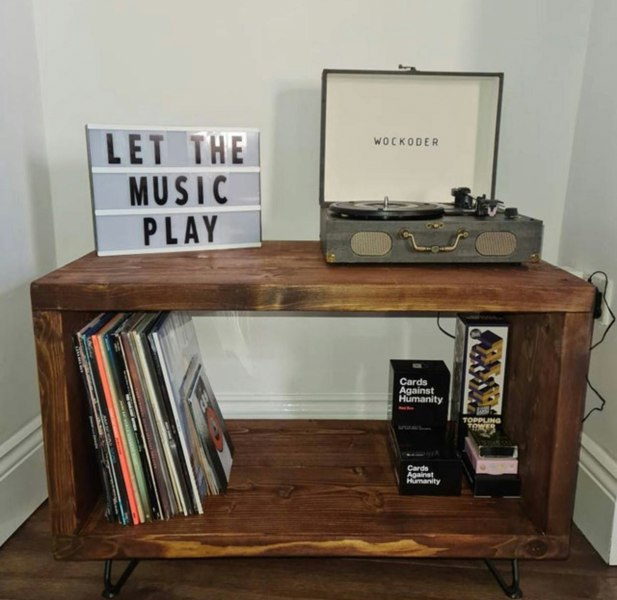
[436,312,455,339]
[434,271,614,423]
[583,271,615,422]
[588,271,615,349]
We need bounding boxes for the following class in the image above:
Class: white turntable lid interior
[323,72,500,204]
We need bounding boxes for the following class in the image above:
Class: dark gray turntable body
[318,68,543,264]
[320,205,543,264]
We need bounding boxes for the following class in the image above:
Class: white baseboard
[217,392,389,419]
[0,416,48,547]
[573,432,617,565]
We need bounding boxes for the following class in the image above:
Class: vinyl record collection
[74,311,233,525]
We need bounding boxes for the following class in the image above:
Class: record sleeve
[181,357,233,492]
[148,312,208,512]
[74,312,126,523]
[151,312,233,499]
[121,316,175,520]
[114,313,164,520]
[90,312,142,524]
[135,312,193,516]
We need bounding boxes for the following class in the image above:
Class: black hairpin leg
[484,559,523,598]
[102,559,140,598]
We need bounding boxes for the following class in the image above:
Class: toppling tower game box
[388,360,461,496]
[451,315,521,496]
[451,315,509,441]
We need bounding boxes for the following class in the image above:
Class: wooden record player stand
[30,241,595,597]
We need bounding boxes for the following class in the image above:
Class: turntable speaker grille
[475,231,517,256]
[351,232,392,256]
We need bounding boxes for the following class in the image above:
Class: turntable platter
[328,200,445,220]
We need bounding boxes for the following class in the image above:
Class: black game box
[389,359,450,440]
[389,426,462,496]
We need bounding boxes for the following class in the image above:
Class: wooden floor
[0,502,615,600]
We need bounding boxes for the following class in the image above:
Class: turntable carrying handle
[399,228,469,253]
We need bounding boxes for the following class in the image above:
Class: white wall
[0,0,55,545]
[33,0,591,264]
[30,0,592,419]
[560,0,617,565]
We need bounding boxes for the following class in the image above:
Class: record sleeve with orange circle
[206,406,225,452]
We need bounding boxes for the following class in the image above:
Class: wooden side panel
[32,310,100,536]
[505,313,559,533]
[505,312,592,538]
[544,312,593,534]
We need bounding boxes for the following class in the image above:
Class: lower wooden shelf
[54,420,564,561]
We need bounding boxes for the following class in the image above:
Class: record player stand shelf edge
[30,241,595,598]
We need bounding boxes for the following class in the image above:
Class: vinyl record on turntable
[328,198,445,220]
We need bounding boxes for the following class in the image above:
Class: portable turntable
[319,68,543,264]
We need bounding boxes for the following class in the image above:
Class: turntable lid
[319,69,502,206]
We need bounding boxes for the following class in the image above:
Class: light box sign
[86,125,261,256]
